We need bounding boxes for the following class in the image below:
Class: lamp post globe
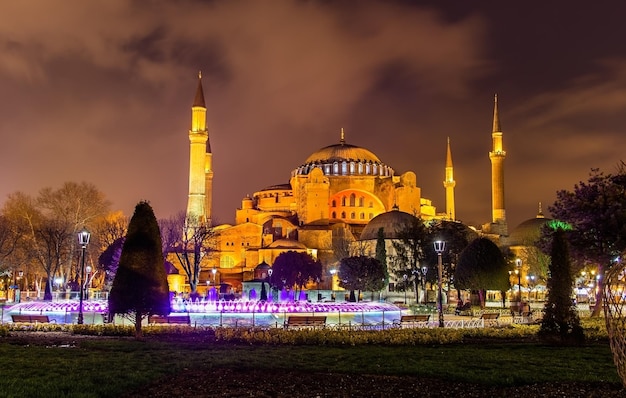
[77,227,91,325]
[433,240,446,328]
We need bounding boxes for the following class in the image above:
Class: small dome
[360,209,419,240]
[267,239,307,250]
[509,212,551,246]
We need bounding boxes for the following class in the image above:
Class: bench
[11,314,54,324]
[148,315,191,325]
[455,302,472,316]
[512,311,536,324]
[480,312,500,326]
[394,314,431,328]
[284,316,327,329]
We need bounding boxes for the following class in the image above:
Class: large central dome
[293,132,394,178]
[304,143,381,164]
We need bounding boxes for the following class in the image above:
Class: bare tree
[390,218,429,301]
[0,215,23,270]
[161,212,217,294]
[331,225,356,263]
[2,184,112,298]
[32,219,73,300]
[92,211,128,250]
[37,182,111,281]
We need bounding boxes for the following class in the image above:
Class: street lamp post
[515,258,522,315]
[330,268,336,301]
[433,240,446,328]
[526,274,535,301]
[77,227,91,325]
[316,277,320,302]
[421,265,428,304]
[411,269,419,303]
[403,274,408,304]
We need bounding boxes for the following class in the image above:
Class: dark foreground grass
[0,336,620,398]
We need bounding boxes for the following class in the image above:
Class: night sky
[1,1,625,230]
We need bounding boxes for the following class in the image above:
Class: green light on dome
[547,220,573,231]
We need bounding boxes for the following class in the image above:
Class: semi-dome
[293,133,394,178]
[267,239,307,250]
[359,209,418,240]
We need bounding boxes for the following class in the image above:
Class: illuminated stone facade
[183,78,507,292]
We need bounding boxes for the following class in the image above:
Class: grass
[0,334,620,397]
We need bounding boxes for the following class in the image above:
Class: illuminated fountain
[3,292,404,328]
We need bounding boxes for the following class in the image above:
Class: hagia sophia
[170,74,543,295]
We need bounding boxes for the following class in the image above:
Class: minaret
[186,71,212,225]
[489,94,506,226]
[443,137,456,220]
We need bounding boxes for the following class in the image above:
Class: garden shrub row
[0,317,608,345]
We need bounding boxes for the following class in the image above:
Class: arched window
[331,200,337,207]
[349,162,355,174]
[333,162,339,175]
[331,211,336,218]
[360,213,365,219]
[220,256,235,269]
[350,212,356,219]
[359,197,364,207]
[373,164,378,175]
[325,164,331,174]
[341,211,346,219]
[341,161,347,175]
[341,196,347,206]
[365,162,371,175]
[369,213,374,219]
[350,193,356,207]
[358,162,363,174]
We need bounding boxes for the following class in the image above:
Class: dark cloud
[0,1,625,232]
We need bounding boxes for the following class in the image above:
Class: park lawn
[0,337,619,397]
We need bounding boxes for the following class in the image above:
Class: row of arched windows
[293,161,393,177]
[332,211,374,220]
[331,193,373,208]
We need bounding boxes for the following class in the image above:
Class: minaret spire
[492,93,501,133]
[193,71,206,108]
[443,137,456,220]
[187,72,213,226]
[488,94,507,233]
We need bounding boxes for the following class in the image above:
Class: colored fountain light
[7,298,401,315]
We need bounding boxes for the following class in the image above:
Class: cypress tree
[539,228,584,345]
[375,227,388,283]
[108,201,170,338]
